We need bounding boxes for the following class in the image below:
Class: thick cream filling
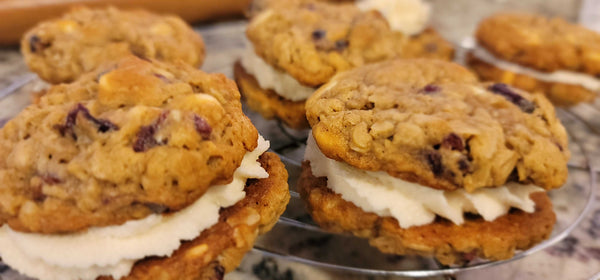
[305,134,543,228]
[240,47,315,102]
[356,0,431,36]
[472,45,600,92]
[0,136,270,280]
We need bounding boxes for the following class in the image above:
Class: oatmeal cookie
[245,2,453,88]
[467,53,596,106]
[0,56,257,233]
[21,6,205,84]
[234,62,309,129]
[305,59,569,192]
[99,152,290,280]
[475,12,600,75]
[246,0,353,17]
[298,161,555,265]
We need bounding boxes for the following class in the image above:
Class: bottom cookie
[234,61,309,129]
[99,152,290,280]
[467,53,596,106]
[298,161,556,265]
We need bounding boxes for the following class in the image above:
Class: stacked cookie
[300,59,569,265]
[467,12,600,106]
[21,6,205,84]
[0,56,290,279]
[236,0,453,128]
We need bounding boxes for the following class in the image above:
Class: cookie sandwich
[300,59,570,265]
[22,6,205,84]
[235,0,453,129]
[0,56,290,280]
[467,12,600,106]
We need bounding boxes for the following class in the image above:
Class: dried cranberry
[458,158,470,172]
[426,151,443,175]
[133,111,169,152]
[442,133,464,151]
[41,174,62,185]
[29,35,50,53]
[488,83,535,113]
[193,115,212,140]
[311,29,326,40]
[213,263,225,280]
[422,84,440,94]
[55,104,118,138]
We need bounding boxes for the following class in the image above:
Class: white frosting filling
[356,0,431,36]
[240,48,315,102]
[304,134,543,228]
[0,136,270,280]
[472,45,600,91]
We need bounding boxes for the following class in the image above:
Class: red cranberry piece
[133,111,169,152]
[311,29,326,40]
[29,35,50,53]
[193,115,212,140]
[213,263,225,280]
[41,174,62,185]
[458,158,471,172]
[488,83,535,113]
[55,104,118,138]
[422,84,440,94]
[442,133,464,151]
[426,151,443,175]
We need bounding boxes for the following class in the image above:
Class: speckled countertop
[0,0,599,279]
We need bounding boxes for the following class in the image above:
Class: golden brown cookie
[469,12,600,105]
[100,152,290,280]
[21,6,205,84]
[240,1,453,128]
[246,0,353,18]
[475,12,600,74]
[298,161,555,265]
[234,61,309,129]
[306,59,569,192]
[467,52,597,106]
[0,56,257,233]
[246,2,453,87]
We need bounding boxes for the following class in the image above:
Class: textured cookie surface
[476,12,600,74]
[246,2,453,87]
[0,56,257,233]
[306,59,569,192]
[234,62,309,129]
[246,0,352,17]
[298,161,555,265]
[467,53,597,106]
[21,6,205,84]
[99,152,290,280]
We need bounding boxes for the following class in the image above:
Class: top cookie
[246,2,453,87]
[306,59,569,192]
[21,6,205,84]
[476,12,600,75]
[0,56,257,234]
